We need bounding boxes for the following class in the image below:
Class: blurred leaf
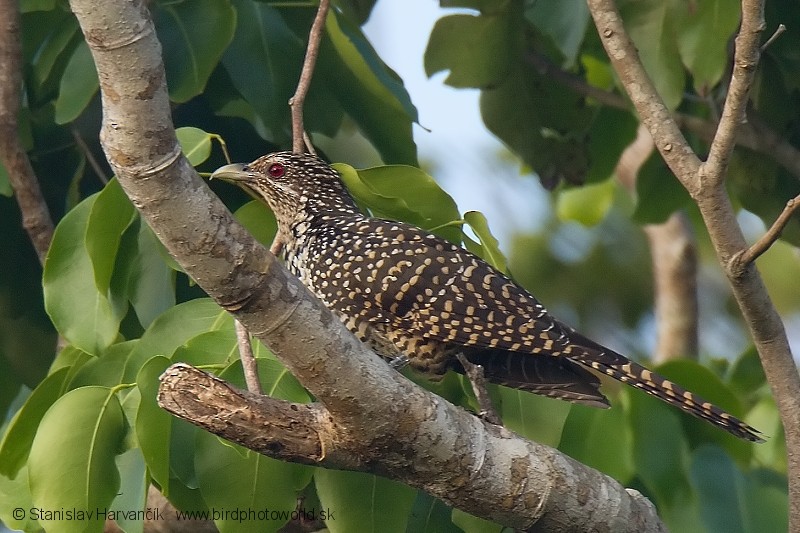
[749,395,786,473]
[450,509,503,533]
[333,0,378,25]
[690,445,787,533]
[560,403,634,483]
[234,200,278,247]
[27,11,80,95]
[632,151,692,224]
[315,469,416,533]
[556,178,615,226]
[425,12,517,88]
[618,0,685,109]
[673,0,740,95]
[334,163,462,242]
[28,386,125,532]
[463,210,508,272]
[86,179,136,296]
[177,127,213,167]
[135,356,173,495]
[195,430,313,533]
[54,39,98,124]
[480,66,593,188]
[43,195,124,355]
[154,0,236,103]
[0,161,11,196]
[525,0,590,67]
[0,367,69,478]
[586,106,638,183]
[727,347,767,400]
[405,491,459,533]
[494,386,570,447]
[320,10,418,164]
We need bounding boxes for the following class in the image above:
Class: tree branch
[702,1,765,187]
[732,192,800,270]
[0,0,55,265]
[588,1,800,529]
[69,0,668,529]
[290,0,330,154]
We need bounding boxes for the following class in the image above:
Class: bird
[211,151,764,443]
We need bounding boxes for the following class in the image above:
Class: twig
[236,320,263,394]
[761,24,786,52]
[702,0,765,187]
[0,0,55,266]
[289,0,330,153]
[733,192,800,269]
[71,127,109,184]
[456,353,501,425]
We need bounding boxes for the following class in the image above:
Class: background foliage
[1,0,798,531]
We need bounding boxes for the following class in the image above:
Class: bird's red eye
[267,163,285,178]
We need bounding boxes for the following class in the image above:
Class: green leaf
[28,386,125,533]
[586,106,638,183]
[673,0,740,95]
[315,469,416,533]
[110,448,148,533]
[525,0,590,67]
[177,127,213,167]
[122,221,176,329]
[618,0,685,109]
[334,163,462,241]
[463,211,508,272]
[559,403,634,483]
[480,66,593,188]
[494,387,571,447]
[632,152,692,224]
[0,161,12,196]
[556,178,616,226]
[154,0,236,103]
[424,13,517,88]
[0,367,70,478]
[195,430,314,533]
[0,465,37,532]
[319,10,418,165]
[124,298,232,381]
[28,11,80,92]
[450,508,503,533]
[405,492,459,533]
[43,195,125,355]
[54,39,99,124]
[234,200,278,247]
[86,178,136,296]
[67,341,135,389]
[135,356,173,493]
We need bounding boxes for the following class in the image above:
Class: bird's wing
[308,215,574,355]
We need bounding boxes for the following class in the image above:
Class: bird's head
[211,151,359,226]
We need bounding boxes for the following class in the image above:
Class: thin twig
[289,0,330,153]
[0,0,55,266]
[735,192,800,268]
[71,127,109,184]
[236,319,263,394]
[761,24,786,52]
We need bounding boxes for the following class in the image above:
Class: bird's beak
[210,163,250,182]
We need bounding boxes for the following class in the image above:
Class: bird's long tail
[564,329,764,443]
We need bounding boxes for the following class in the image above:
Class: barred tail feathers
[561,330,764,443]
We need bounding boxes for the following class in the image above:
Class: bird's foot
[456,353,502,426]
[388,354,410,370]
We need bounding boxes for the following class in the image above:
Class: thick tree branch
[68,0,668,529]
[0,0,55,265]
[588,1,800,528]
